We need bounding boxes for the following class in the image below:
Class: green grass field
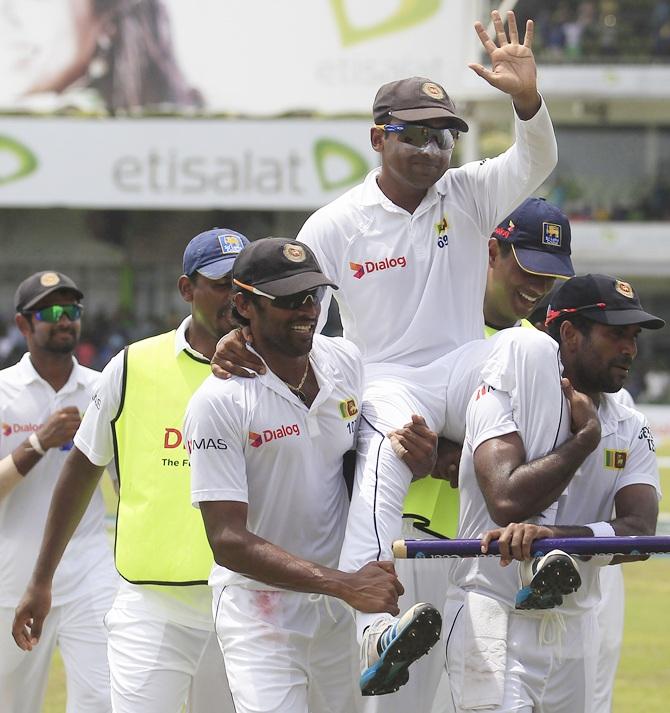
[41,457,670,712]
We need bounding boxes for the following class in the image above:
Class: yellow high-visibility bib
[113,331,213,584]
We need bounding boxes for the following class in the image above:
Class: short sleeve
[466,385,519,454]
[616,416,661,497]
[185,377,249,508]
[73,351,124,466]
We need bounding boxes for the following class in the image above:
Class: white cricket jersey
[0,354,111,607]
[74,317,216,629]
[338,329,556,575]
[555,394,661,613]
[187,335,363,590]
[450,342,661,614]
[298,100,557,367]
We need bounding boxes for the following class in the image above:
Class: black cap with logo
[232,238,338,297]
[373,77,469,132]
[546,274,665,329]
[15,271,83,312]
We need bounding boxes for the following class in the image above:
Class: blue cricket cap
[492,198,574,279]
[183,228,250,279]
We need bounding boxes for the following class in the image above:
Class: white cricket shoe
[359,602,442,696]
[515,549,581,610]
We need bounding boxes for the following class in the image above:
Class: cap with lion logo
[546,273,665,329]
[232,238,338,297]
[373,76,469,131]
[15,271,83,312]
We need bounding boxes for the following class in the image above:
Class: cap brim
[389,108,469,132]
[22,286,84,311]
[196,257,238,280]
[513,246,575,279]
[585,308,666,330]
[254,271,338,297]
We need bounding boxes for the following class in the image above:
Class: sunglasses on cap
[234,280,326,310]
[375,124,457,151]
[545,302,606,326]
[22,304,83,323]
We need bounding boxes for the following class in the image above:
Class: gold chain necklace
[284,357,310,393]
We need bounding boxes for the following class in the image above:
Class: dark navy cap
[546,274,665,329]
[232,238,337,297]
[492,198,574,279]
[15,271,83,312]
[183,228,250,279]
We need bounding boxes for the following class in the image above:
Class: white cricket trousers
[360,555,453,713]
[593,564,625,713]
[440,595,599,713]
[104,606,233,713]
[0,579,117,713]
[213,585,359,713]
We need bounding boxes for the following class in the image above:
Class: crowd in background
[0,304,668,403]
[0,309,180,373]
[504,0,670,61]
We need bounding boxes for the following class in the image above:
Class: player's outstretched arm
[470,9,541,119]
[12,447,105,650]
[200,500,403,614]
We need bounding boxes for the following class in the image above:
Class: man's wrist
[512,91,541,120]
[574,422,601,452]
[28,432,46,456]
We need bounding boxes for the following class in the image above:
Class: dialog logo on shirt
[2,421,40,436]
[339,398,359,419]
[604,449,628,469]
[248,424,301,448]
[349,256,407,279]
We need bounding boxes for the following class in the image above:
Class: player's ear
[370,126,385,153]
[15,313,33,337]
[234,291,254,320]
[559,320,579,351]
[178,275,195,303]
[488,238,499,267]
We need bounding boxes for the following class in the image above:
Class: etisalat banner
[0,118,378,209]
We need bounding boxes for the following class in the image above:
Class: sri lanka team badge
[542,222,562,247]
[604,449,628,469]
[218,234,244,254]
[339,398,359,419]
[615,280,634,298]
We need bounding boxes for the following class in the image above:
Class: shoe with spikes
[359,603,442,696]
[515,549,581,610]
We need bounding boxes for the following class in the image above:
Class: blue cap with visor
[183,228,250,279]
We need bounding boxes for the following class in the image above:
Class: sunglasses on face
[234,280,326,310]
[375,124,458,151]
[22,304,83,323]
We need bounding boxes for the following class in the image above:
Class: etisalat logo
[248,423,301,448]
[0,136,38,186]
[329,0,441,46]
[313,139,369,192]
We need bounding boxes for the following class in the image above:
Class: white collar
[15,352,87,393]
